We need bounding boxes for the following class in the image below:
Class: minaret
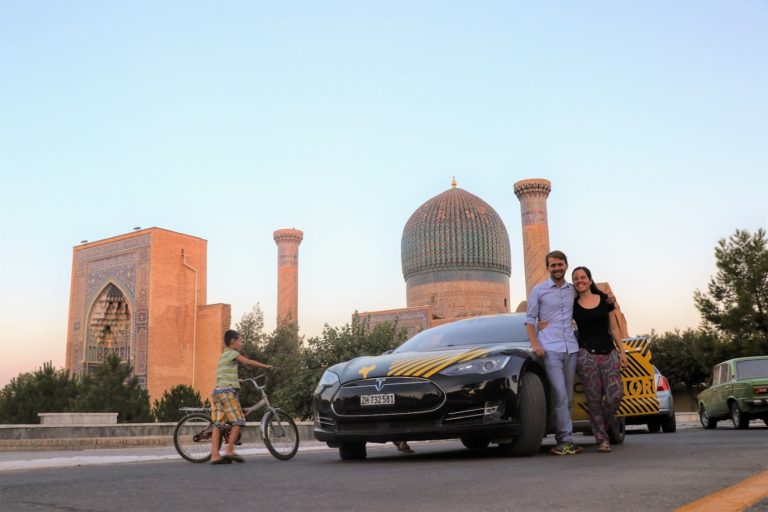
[513,179,552,297]
[273,228,303,327]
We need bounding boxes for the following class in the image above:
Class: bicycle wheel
[262,410,299,460]
[173,413,214,463]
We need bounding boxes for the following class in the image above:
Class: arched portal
[84,283,132,374]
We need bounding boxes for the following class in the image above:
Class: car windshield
[735,359,768,380]
[394,315,529,352]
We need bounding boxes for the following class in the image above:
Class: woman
[571,266,627,453]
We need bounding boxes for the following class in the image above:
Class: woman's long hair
[572,266,607,299]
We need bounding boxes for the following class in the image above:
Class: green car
[698,356,768,429]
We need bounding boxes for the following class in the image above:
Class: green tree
[273,316,408,420]
[73,355,153,423]
[236,303,267,357]
[694,228,768,354]
[0,362,79,424]
[151,384,206,422]
[649,329,722,388]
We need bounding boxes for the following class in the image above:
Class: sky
[1,1,766,388]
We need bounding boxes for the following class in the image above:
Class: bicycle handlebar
[239,375,267,389]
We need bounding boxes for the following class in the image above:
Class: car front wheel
[461,437,491,451]
[700,404,717,429]
[730,403,749,429]
[498,371,546,457]
[339,442,367,460]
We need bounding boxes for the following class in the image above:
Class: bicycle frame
[178,377,278,442]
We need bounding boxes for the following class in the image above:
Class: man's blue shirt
[525,278,579,354]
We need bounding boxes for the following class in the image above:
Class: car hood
[333,343,530,384]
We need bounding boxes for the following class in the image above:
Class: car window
[711,364,722,386]
[724,364,733,383]
[395,315,529,352]
[735,359,768,380]
[718,364,730,385]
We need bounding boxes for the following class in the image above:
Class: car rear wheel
[339,442,367,460]
[700,404,717,429]
[661,414,677,433]
[730,403,749,429]
[461,437,491,451]
[608,417,625,445]
[647,420,661,433]
[498,372,546,457]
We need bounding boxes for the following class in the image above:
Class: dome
[401,187,511,283]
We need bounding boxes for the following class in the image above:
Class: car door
[712,364,732,416]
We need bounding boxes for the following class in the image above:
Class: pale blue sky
[1,1,766,386]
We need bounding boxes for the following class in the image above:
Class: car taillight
[753,385,768,395]
[657,376,671,392]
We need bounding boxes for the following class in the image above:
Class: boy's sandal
[225,454,245,463]
[211,458,231,465]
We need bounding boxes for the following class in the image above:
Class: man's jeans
[543,351,578,445]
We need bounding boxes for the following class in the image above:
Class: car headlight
[440,355,511,376]
[314,370,340,394]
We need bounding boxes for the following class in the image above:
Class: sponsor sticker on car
[572,336,660,420]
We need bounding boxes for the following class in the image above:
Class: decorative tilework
[401,188,511,282]
[69,235,151,386]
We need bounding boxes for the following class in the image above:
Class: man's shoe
[549,443,573,456]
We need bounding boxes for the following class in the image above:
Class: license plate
[360,393,395,406]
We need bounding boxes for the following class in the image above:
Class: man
[525,250,583,455]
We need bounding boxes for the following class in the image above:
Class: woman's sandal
[224,454,245,463]
[597,442,612,453]
[211,458,232,465]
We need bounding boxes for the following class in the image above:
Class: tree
[236,304,267,357]
[151,384,206,422]
[694,228,768,354]
[73,355,153,423]
[273,316,408,420]
[0,362,79,424]
[649,329,720,388]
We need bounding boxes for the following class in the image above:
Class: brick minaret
[514,179,552,297]
[273,228,303,327]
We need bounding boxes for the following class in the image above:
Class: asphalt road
[1,426,766,512]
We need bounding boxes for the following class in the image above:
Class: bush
[72,355,153,423]
[152,385,207,422]
[0,362,79,424]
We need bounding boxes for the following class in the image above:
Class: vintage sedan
[313,313,548,459]
[698,356,768,429]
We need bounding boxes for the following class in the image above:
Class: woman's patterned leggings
[576,349,624,444]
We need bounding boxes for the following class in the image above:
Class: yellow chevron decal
[407,353,464,377]
[422,349,491,378]
[390,353,451,375]
[387,348,490,378]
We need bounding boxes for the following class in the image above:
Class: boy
[210,329,272,464]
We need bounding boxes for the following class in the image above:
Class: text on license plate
[360,393,395,406]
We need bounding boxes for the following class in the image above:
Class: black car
[313,313,549,460]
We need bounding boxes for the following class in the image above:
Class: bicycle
[173,376,299,462]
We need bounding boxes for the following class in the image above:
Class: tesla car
[313,313,548,459]
[698,356,768,429]
[313,313,657,460]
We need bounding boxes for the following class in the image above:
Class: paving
[0,413,704,473]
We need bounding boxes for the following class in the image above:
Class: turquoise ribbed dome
[401,187,511,282]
